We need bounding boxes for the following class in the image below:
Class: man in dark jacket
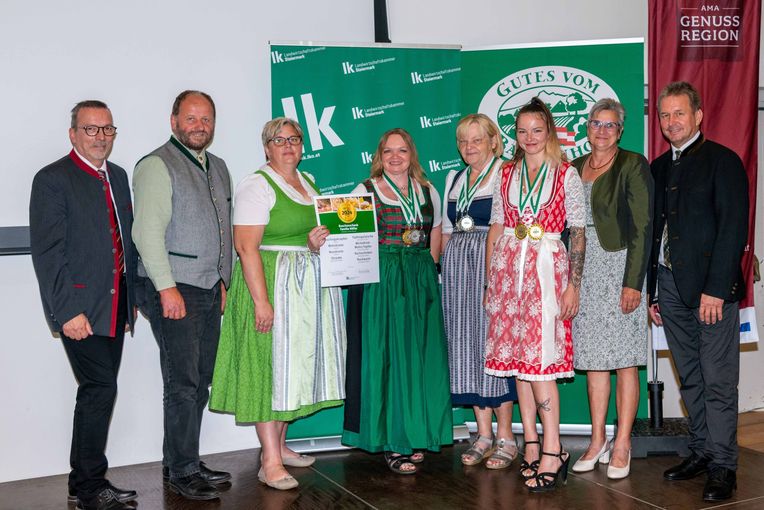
[647,81,749,502]
[30,100,138,510]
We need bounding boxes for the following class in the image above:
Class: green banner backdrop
[270,43,462,196]
[461,38,648,425]
[270,39,647,439]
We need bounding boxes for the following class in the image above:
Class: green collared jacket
[573,148,654,291]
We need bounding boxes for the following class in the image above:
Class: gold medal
[403,228,423,245]
[514,223,528,240]
[528,223,545,241]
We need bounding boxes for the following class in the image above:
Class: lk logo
[361,151,373,164]
[411,72,423,84]
[281,94,344,151]
[419,116,432,128]
[342,62,355,74]
[352,107,365,119]
[270,51,284,64]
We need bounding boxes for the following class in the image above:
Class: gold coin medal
[517,159,549,242]
[456,157,495,232]
[382,173,425,246]
[528,223,545,241]
[514,223,528,240]
[402,228,424,245]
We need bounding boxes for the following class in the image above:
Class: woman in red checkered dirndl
[482,98,586,492]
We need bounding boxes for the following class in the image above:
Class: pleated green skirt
[210,252,344,423]
[342,246,453,453]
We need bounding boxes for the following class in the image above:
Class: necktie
[98,170,125,274]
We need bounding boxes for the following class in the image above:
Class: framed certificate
[314,193,379,287]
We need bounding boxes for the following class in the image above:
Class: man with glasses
[132,90,232,501]
[647,81,748,502]
[30,100,138,510]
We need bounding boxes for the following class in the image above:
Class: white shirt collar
[73,147,108,173]
[672,131,701,159]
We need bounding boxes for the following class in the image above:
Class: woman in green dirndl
[209,118,346,490]
[342,128,452,475]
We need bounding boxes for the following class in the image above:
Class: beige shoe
[486,437,519,470]
[571,440,611,473]
[461,435,495,466]
[607,449,631,480]
[282,454,315,468]
[258,468,299,490]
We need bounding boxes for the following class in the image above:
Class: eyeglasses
[269,136,302,146]
[457,137,485,147]
[588,120,621,132]
[77,125,117,137]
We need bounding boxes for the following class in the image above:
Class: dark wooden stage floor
[4,431,764,510]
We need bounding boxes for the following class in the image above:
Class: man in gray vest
[133,90,233,501]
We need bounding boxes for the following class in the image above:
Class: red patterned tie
[98,170,125,274]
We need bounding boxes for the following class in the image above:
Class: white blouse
[233,165,318,226]
[489,163,586,228]
[352,178,442,227]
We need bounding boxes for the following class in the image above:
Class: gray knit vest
[137,139,233,289]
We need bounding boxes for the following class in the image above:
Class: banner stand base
[285,424,471,453]
[630,417,690,459]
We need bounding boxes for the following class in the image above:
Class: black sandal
[520,439,541,480]
[526,448,570,492]
[384,452,417,475]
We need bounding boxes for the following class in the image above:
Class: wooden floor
[3,411,764,510]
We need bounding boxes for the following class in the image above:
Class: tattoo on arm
[536,398,551,413]
[568,227,585,289]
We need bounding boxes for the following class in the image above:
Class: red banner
[648,0,760,340]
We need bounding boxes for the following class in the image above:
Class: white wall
[0,0,761,483]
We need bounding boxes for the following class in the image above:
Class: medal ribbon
[457,157,495,213]
[518,159,548,216]
[382,173,423,225]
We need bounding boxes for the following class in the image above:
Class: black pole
[374,0,391,43]
[648,380,664,429]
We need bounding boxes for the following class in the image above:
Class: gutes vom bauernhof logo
[478,66,618,162]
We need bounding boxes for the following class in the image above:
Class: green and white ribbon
[518,158,548,217]
[382,173,423,225]
[457,157,495,213]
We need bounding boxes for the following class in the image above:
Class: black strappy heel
[526,448,570,492]
[520,438,541,480]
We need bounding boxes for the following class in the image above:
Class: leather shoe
[663,452,710,481]
[703,467,736,502]
[200,461,232,484]
[167,473,220,500]
[162,463,231,485]
[76,487,135,510]
[69,483,137,504]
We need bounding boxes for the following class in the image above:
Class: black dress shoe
[76,487,135,510]
[200,461,232,485]
[69,484,137,504]
[167,472,220,501]
[162,463,231,485]
[703,467,736,502]
[663,452,710,480]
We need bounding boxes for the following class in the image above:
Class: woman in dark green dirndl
[342,128,452,475]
